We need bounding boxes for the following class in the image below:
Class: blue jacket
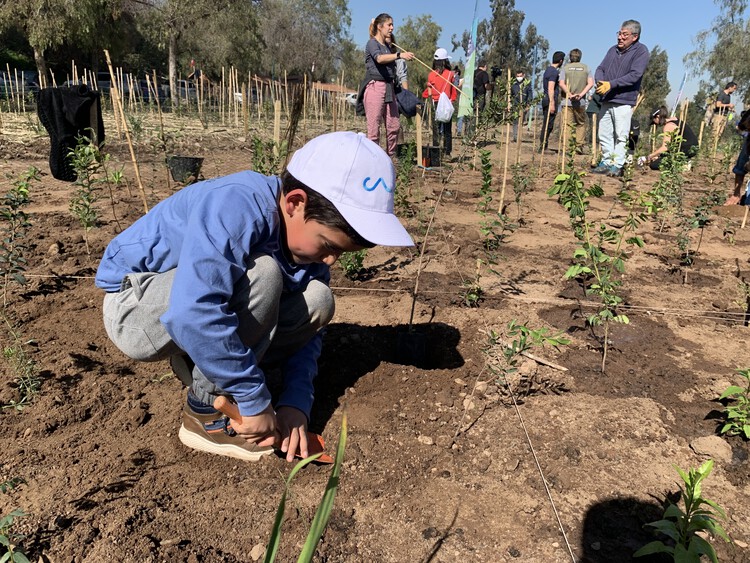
[95,171,329,418]
[594,41,650,106]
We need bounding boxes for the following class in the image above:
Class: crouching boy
[95,132,413,462]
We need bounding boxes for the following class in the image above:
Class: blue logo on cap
[362,177,393,193]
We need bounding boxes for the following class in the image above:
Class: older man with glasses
[591,20,650,177]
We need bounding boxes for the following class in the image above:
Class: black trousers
[540,104,556,149]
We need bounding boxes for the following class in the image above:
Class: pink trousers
[363,80,400,156]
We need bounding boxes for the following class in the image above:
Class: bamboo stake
[284,70,289,120]
[741,204,749,229]
[221,67,225,125]
[242,82,249,137]
[104,50,148,214]
[498,69,512,214]
[149,70,171,193]
[235,67,240,128]
[5,64,15,114]
[332,89,338,132]
[339,70,346,130]
[273,99,281,156]
[303,73,308,141]
[416,112,423,167]
[698,120,705,147]
[514,86,524,165]
[255,75,262,122]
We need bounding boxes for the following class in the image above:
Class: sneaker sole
[178,424,274,461]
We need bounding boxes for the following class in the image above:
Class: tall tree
[637,45,670,122]
[396,15,441,96]
[257,0,351,81]
[0,0,119,84]
[451,0,547,90]
[685,0,750,98]
[130,0,257,106]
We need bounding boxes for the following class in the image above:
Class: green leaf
[0,551,11,563]
[633,541,674,557]
[264,453,325,563]
[12,552,30,563]
[646,519,680,542]
[298,414,347,563]
[673,543,701,563]
[718,386,744,399]
[688,536,719,563]
[663,504,685,519]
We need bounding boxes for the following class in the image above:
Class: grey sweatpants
[102,254,334,405]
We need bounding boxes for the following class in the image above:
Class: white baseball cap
[434,48,451,60]
[286,132,414,247]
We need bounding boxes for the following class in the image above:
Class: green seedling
[396,142,415,187]
[675,185,724,283]
[480,321,569,404]
[499,320,569,375]
[722,220,736,245]
[338,250,367,280]
[718,368,750,439]
[0,478,24,494]
[635,459,730,562]
[480,212,517,253]
[1,311,41,411]
[251,136,287,176]
[549,153,653,373]
[264,414,347,563]
[460,260,484,308]
[2,341,41,412]
[126,114,145,142]
[0,508,30,563]
[0,168,38,306]
[510,162,534,221]
[68,135,112,256]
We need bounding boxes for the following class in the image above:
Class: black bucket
[167,155,204,183]
[421,145,441,168]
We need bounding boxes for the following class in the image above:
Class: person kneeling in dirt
[95,132,414,462]
[642,106,698,170]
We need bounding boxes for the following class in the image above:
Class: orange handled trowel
[214,396,334,464]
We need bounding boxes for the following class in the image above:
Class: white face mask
[516,76,524,82]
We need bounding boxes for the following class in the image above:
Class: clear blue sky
[348,0,724,107]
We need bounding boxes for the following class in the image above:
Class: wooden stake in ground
[742,204,749,229]
[416,113,423,168]
[147,70,170,193]
[498,69,512,214]
[273,99,282,157]
[560,103,569,174]
[303,73,308,142]
[104,49,149,214]
[698,120,705,147]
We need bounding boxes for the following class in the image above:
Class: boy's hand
[276,406,308,462]
[214,397,279,447]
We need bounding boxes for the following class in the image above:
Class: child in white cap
[95,132,413,463]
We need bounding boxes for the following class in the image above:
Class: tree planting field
[0,109,749,562]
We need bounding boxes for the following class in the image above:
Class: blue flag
[458,0,479,119]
